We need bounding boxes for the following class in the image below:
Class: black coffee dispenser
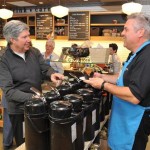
[49,100,80,150]
[76,88,95,141]
[63,94,84,150]
[24,98,49,150]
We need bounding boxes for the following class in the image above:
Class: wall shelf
[0,12,126,41]
[55,24,68,27]
[91,23,125,27]
[90,36,123,41]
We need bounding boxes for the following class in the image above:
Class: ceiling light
[51,5,69,18]
[51,0,69,18]
[0,0,13,19]
[39,2,43,4]
[122,2,143,15]
[0,8,13,20]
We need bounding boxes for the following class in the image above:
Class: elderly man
[42,39,64,74]
[0,20,64,148]
[84,13,150,150]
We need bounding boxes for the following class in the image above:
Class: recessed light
[39,2,43,4]
[84,0,88,1]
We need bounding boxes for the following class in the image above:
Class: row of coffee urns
[24,79,111,150]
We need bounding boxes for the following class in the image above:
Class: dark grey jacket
[0,46,54,114]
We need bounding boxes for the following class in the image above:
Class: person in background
[0,20,64,148]
[108,43,121,74]
[84,12,150,150]
[42,39,64,74]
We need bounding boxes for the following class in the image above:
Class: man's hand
[93,72,103,78]
[83,77,104,89]
[51,73,64,86]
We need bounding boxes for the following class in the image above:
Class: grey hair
[127,12,150,39]
[3,20,29,43]
[46,39,55,48]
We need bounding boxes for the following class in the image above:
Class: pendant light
[0,0,13,19]
[51,0,69,18]
[122,2,143,15]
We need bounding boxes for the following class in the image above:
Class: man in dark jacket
[0,20,64,148]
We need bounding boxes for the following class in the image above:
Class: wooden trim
[90,23,125,26]
[90,36,123,41]
[0,120,3,127]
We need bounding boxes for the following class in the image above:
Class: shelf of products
[28,16,36,38]
[7,14,36,39]
[54,16,68,36]
[0,12,127,41]
[90,12,126,39]
[7,16,27,23]
[90,36,123,41]
[0,19,6,39]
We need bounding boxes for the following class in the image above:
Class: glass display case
[59,47,110,72]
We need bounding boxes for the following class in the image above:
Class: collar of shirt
[14,51,25,60]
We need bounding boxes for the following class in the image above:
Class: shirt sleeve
[33,47,55,79]
[127,54,150,103]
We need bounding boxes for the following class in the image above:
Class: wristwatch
[101,81,107,90]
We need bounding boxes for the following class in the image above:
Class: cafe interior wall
[0,39,129,64]
[1,5,150,64]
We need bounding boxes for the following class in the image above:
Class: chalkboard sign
[69,11,90,40]
[0,19,6,39]
[36,13,53,39]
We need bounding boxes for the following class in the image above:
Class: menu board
[69,11,90,40]
[36,13,53,39]
[0,19,6,39]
